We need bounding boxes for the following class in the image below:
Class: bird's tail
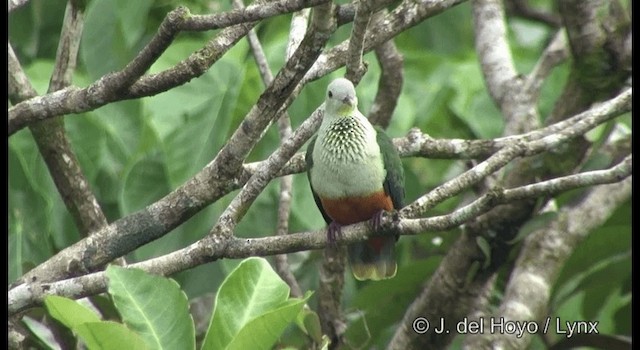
[348,236,397,281]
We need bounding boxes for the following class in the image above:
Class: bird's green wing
[306,136,332,224]
[375,126,405,209]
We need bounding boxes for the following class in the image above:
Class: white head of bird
[325,78,358,117]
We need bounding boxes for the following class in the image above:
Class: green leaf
[81,0,153,80]
[105,266,195,350]
[75,321,149,350]
[119,154,171,215]
[296,305,323,343]
[44,295,102,329]
[579,254,631,320]
[227,296,310,350]
[201,257,293,350]
[22,316,67,350]
[145,39,246,187]
[448,62,503,139]
[476,236,492,269]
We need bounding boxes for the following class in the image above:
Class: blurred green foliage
[9,0,630,349]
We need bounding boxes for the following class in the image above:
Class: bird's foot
[369,210,387,232]
[327,221,343,246]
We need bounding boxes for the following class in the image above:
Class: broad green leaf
[22,59,55,95]
[115,0,154,48]
[9,135,62,280]
[579,254,631,320]
[106,266,195,350]
[227,295,311,350]
[144,39,246,187]
[201,257,291,350]
[44,295,101,329]
[75,321,149,350]
[22,316,64,350]
[81,0,153,80]
[449,62,503,139]
[119,154,171,215]
[295,305,323,344]
[554,205,631,308]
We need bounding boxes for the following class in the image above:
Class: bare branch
[8,44,38,101]
[368,29,403,129]
[8,155,631,315]
[505,0,561,27]
[206,2,335,235]
[523,29,569,99]
[274,7,311,300]
[184,0,326,31]
[243,83,629,180]
[472,0,518,106]
[401,87,631,217]
[345,0,377,83]
[8,0,331,135]
[235,0,306,298]
[27,1,111,237]
[472,0,541,140]
[305,0,468,82]
[465,173,631,349]
[14,83,618,286]
[8,0,30,13]
[47,1,84,93]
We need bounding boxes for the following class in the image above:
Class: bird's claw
[327,221,342,246]
[370,210,386,232]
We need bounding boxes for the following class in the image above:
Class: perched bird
[306,78,405,281]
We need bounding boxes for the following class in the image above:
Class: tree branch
[8,0,30,13]
[206,1,335,236]
[505,0,561,27]
[472,0,519,108]
[26,0,111,236]
[8,0,332,135]
[523,29,569,100]
[234,0,306,298]
[345,0,377,83]
[305,0,469,82]
[368,29,403,129]
[8,155,631,315]
[184,0,326,31]
[13,0,337,286]
[386,86,630,350]
[13,86,629,288]
[464,173,631,349]
[8,44,38,101]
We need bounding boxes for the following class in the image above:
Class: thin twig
[345,0,376,83]
[367,20,403,128]
[523,29,569,99]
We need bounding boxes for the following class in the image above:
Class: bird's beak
[342,96,356,107]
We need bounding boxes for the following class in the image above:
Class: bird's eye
[328,91,333,98]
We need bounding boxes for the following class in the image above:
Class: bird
[305,77,405,281]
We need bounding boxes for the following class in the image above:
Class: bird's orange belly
[320,191,393,225]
